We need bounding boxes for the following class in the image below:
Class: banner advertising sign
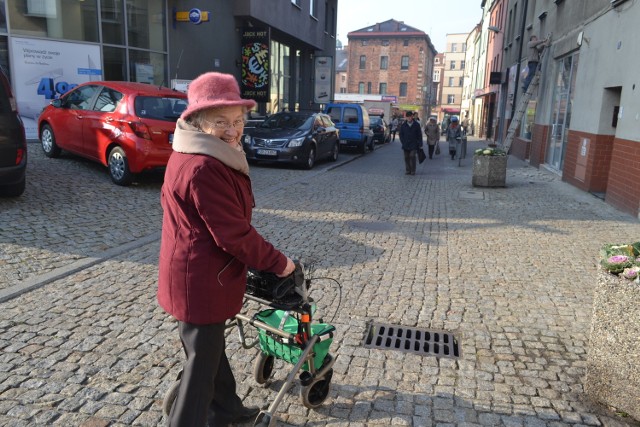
[241,28,270,102]
[314,56,332,104]
[10,37,102,138]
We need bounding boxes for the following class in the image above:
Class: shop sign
[241,27,270,102]
[314,56,332,104]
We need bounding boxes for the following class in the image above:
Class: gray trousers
[403,149,417,173]
[168,321,243,427]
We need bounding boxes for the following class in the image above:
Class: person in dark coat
[399,111,423,175]
[158,72,296,427]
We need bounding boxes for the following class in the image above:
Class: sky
[337,0,484,53]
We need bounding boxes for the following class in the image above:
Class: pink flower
[608,255,630,264]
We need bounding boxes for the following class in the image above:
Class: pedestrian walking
[446,115,462,160]
[424,115,440,159]
[390,116,399,142]
[399,111,423,175]
[157,72,296,427]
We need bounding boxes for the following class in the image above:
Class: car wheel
[40,124,61,158]
[305,146,316,170]
[108,146,133,186]
[329,142,339,162]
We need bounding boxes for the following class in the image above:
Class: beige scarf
[172,119,249,176]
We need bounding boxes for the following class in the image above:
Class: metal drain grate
[364,323,461,359]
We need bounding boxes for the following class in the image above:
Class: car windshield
[370,117,383,125]
[135,96,187,122]
[259,113,314,130]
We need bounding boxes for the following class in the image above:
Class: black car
[242,111,339,169]
[370,115,390,144]
[0,67,27,197]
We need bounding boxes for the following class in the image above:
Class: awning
[442,108,460,113]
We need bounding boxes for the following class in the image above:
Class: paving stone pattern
[0,139,638,426]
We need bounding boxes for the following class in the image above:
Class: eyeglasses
[202,118,246,130]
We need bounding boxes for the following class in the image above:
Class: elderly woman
[158,72,295,427]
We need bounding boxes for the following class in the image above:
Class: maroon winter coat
[158,121,287,324]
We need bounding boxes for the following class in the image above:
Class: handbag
[418,148,426,164]
[435,142,441,155]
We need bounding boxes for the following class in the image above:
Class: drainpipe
[511,0,529,120]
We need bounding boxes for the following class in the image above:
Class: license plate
[169,133,174,144]
[257,149,277,156]
[339,139,348,145]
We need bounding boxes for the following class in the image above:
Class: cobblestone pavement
[1,139,639,426]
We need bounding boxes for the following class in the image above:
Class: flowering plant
[600,242,640,282]
[474,147,506,156]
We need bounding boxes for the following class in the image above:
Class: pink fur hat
[180,72,256,120]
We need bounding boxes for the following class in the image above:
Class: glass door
[547,53,578,171]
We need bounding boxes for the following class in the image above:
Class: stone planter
[585,269,640,420]
[472,155,507,187]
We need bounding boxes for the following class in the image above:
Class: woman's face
[201,105,246,151]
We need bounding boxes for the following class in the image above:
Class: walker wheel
[162,380,180,416]
[300,369,333,409]
[254,352,275,384]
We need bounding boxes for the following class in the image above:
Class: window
[403,39,409,46]
[459,77,464,86]
[127,0,167,51]
[94,87,123,112]
[358,82,364,94]
[447,94,455,104]
[448,77,454,86]
[451,43,457,52]
[359,55,366,69]
[65,85,100,110]
[401,56,409,70]
[341,75,345,82]
[461,60,466,69]
[462,43,467,52]
[380,56,388,70]
[102,0,125,45]
[379,83,387,94]
[310,0,317,18]
[367,82,372,94]
[450,61,456,70]
[433,69,440,82]
[382,39,389,46]
[399,82,407,97]
[435,57,440,64]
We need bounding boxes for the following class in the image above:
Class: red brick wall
[348,37,428,105]
[562,130,614,193]
[605,138,640,217]
[511,136,530,160]
[529,124,549,167]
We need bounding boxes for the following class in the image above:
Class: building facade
[493,0,640,217]
[345,19,437,118]
[0,0,337,138]
[439,33,467,121]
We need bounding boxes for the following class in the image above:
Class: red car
[38,81,188,186]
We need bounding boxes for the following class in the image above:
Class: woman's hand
[276,257,296,277]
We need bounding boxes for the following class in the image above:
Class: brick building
[345,19,437,119]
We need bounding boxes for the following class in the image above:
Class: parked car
[370,115,390,144]
[37,81,188,186]
[242,111,339,169]
[0,67,27,197]
[323,103,373,154]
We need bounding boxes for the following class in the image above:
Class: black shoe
[233,406,260,423]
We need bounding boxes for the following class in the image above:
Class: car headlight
[288,137,305,147]
[242,134,252,144]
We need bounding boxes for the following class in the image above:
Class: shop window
[103,46,127,81]
[101,0,125,45]
[126,0,166,51]
[8,0,99,42]
[129,49,167,86]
